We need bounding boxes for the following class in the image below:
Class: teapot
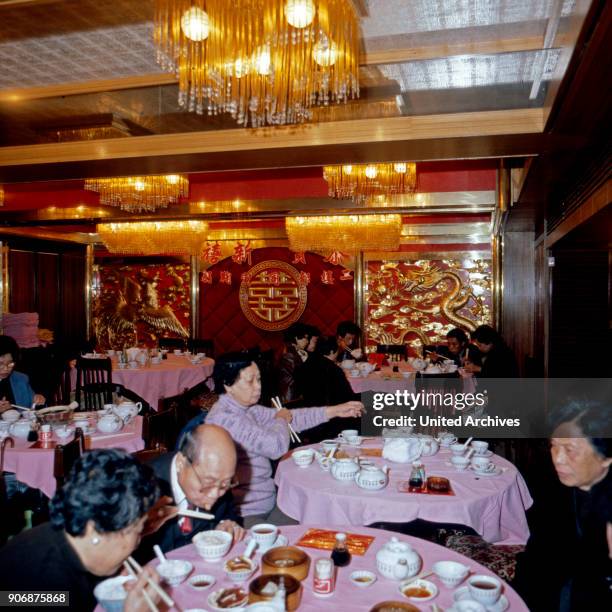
[9,419,32,439]
[113,402,140,422]
[375,537,422,580]
[417,434,439,457]
[355,464,389,491]
[330,457,359,482]
[382,437,423,463]
[97,413,123,434]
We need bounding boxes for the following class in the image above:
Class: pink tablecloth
[275,440,533,545]
[2,416,144,499]
[112,355,214,410]
[349,371,416,394]
[104,524,527,611]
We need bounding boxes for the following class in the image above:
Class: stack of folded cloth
[1,312,41,348]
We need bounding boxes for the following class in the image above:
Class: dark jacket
[135,452,241,562]
[298,353,358,407]
[0,523,100,611]
[277,346,306,403]
[479,343,519,378]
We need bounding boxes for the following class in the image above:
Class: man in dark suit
[136,423,245,561]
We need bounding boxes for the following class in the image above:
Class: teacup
[151,357,162,365]
[118,362,127,369]
[339,429,358,442]
[451,455,470,470]
[471,457,494,473]
[471,440,489,455]
[173,349,183,355]
[74,419,89,431]
[467,575,502,606]
[292,448,314,468]
[346,435,363,446]
[450,443,467,456]
[438,432,458,446]
[196,352,206,359]
[250,523,278,549]
[321,439,339,454]
[349,368,361,378]
[432,560,470,588]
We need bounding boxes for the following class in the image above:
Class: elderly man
[136,424,245,561]
[513,400,611,611]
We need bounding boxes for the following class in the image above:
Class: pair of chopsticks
[124,556,177,612]
[177,507,214,520]
[271,396,301,444]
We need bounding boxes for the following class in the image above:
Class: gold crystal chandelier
[323,162,417,202]
[97,221,208,256]
[84,175,189,213]
[154,0,360,127]
[286,214,402,253]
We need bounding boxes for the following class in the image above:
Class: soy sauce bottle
[408,461,425,491]
[331,532,351,567]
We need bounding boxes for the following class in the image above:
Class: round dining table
[104,524,528,611]
[1,416,144,499]
[112,354,214,410]
[275,439,533,545]
[349,370,416,394]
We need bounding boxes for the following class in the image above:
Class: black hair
[471,325,503,346]
[446,328,468,345]
[0,335,19,361]
[336,321,361,338]
[548,399,612,458]
[304,324,321,338]
[283,322,310,344]
[315,336,339,358]
[212,351,255,394]
[49,449,159,536]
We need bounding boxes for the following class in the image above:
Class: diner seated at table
[205,352,364,528]
[426,327,482,368]
[463,324,518,377]
[0,449,162,612]
[304,324,321,353]
[512,399,612,611]
[135,423,244,561]
[335,320,363,363]
[276,322,310,403]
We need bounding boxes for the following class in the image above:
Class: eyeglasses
[188,461,239,494]
[0,361,15,370]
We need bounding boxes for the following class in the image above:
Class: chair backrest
[142,405,179,451]
[158,337,187,350]
[51,364,74,406]
[187,338,215,358]
[53,428,85,489]
[75,358,113,410]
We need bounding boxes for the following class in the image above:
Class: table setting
[93,523,528,611]
[275,433,532,545]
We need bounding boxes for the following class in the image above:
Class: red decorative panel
[365,255,493,356]
[94,263,190,349]
[200,247,354,354]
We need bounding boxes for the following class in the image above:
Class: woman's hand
[0,397,10,413]
[217,519,246,542]
[326,401,364,419]
[123,566,161,612]
[274,408,293,423]
[32,394,45,406]
[141,495,178,537]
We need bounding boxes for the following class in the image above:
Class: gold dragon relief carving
[365,258,492,354]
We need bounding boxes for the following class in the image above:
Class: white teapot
[97,413,123,434]
[417,434,439,457]
[330,457,359,482]
[9,419,32,439]
[375,537,422,580]
[355,464,389,491]
[113,402,140,422]
[382,437,423,463]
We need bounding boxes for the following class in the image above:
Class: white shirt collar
[170,454,188,510]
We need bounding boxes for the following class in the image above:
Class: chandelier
[154,0,360,127]
[323,162,417,202]
[84,175,189,213]
[286,214,402,253]
[0,185,4,206]
[97,221,208,256]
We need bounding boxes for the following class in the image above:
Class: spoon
[153,545,167,565]
[466,448,475,459]
[461,436,473,450]
[230,538,258,564]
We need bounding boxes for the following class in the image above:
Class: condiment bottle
[330,532,351,567]
[313,557,335,597]
[408,461,425,491]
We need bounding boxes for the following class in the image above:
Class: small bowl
[451,456,470,470]
[224,556,257,583]
[249,573,302,611]
[208,587,248,611]
[188,574,216,591]
[399,578,438,602]
[94,576,135,612]
[1,409,20,423]
[192,529,233,562]
[432,560,470,588]
[350,570,377,588]
[292,449,314,468]
[451,443,467,456]
[157,559,192,586]
[261,546,310,581]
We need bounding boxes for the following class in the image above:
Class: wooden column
[190,255,200,339]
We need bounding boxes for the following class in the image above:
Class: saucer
[471,465,502,477]
[472,450,493,458]
[454,587,508,612]
[256,534,288,554]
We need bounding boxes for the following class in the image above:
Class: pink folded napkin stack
[1,312,41,348]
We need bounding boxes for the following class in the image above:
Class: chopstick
[403,570,433,585]
[126,556,175,610]
[271,396,301,444]
[122,560,159,612]
[11,404,32,412]
[177,507,215,520]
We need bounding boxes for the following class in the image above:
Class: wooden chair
[53,428,85,490]
[187,338,215,358]
[50,363,74,406]
[142,405,179,452]
[75,357,113,411]
[133,448,167,463]
[158,337,187,351]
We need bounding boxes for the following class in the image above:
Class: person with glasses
[135,423,245,561]
[0,334,45,413]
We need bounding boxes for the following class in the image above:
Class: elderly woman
[206,352,364,527]
[0,334,44,412]
[0,449,162,611]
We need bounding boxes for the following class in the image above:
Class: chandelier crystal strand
[84,175,189,213]
[154,0,359,126]
[286,214,402,253]
[97,221,208,256]
[323,162,416,202]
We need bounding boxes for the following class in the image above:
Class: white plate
[472,450,493,458]
[454,587,509,612]
[256,534,288,554]
[208,587,248,611]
